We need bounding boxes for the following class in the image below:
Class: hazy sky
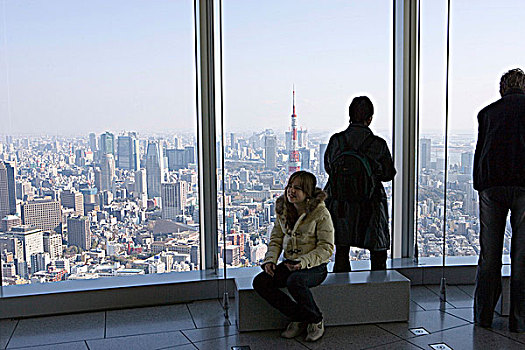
[1,0,525,136]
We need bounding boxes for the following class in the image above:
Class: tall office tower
[288,89,301,175]
[319,143,327,174]
[60,189,84,216]
[99,132,115,156]
[67,216,91,251]
[43,231,62,259]
[100,154,115,191]
[161,181,187,219]
[89,133,98,152]
[146,142,164,198]
[9,226,44,269]
[230,133,236,150]
[173,136,180,149]
[167,149,186,170]
[134,169,147,198]
[297,129,308,148]
[264,135,277,169]
[461,151,473,175]
[300,148,311,170]
[420,138,432,170]
[117,132,140,171]
[0,161,17,219]
[21,199,61,232]
[184,146,195,165]
[285,131,292,153]
[16,181,32,200]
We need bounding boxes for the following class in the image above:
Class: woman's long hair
[283,171,317,230]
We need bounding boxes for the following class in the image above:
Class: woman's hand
[263,262,276,277]
[285,262,302,271]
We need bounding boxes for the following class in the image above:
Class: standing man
[324,96,395,272]
[474,68,525,332]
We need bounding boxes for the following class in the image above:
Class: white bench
[235,270,410,332]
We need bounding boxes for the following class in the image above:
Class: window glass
[0,0,198,291]
[220,0,393,269]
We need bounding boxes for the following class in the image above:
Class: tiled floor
[1,285,524,350]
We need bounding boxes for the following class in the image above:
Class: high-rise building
[184,146,195,165]
[166,149,186,170]
[60,189,84,216]
[43,231,62,259]
[288,89,301,175]
[461,151,473,175]
[117,132,140,171]
[99,132,115,156]
[21,199,61,232]
[230,133,237,150]
[319,143,327,174]
[0,161,17,219]
[89,133,98,152]
[67,216,91,251]
[100,154,115,191]
[8,226,44,269]
[146,142,164,198]
[300,148,311,170]
[420,138,432,170]
[30,252,50,273]
[134,169,147,198]
[161,181,187,220]
[264,135,277,169]
[297,129,308,148]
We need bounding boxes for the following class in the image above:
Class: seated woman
[252,171,334,342]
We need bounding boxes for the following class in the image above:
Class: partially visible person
[252,171,334,342]
[324,96,396,272]
[473,68,525,333]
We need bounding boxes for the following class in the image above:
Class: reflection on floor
[0,285,524,350]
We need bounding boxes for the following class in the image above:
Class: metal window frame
[392,0,419,259]
[195,0,421,267]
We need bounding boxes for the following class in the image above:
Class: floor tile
[409,286,455,310]
[7,341,88,350]
[7,312,104,349]
[444,308,475,323]
[296,324,402,350]
[182,325,238,343]
[363,339,424,349]
[425,285,474,308]
[187,300,230,328]
[377,310,470,339]
[160,344,198,350]
[410,301,425,312]
[87,331,190,350]
[106,304,195,338]
[192,331,309,350]
[488,316,525,344]
[457,284,476,297]
[0,319,17,349]
[407,323,525,350]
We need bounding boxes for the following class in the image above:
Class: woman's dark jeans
[475,186,525,332]
[334,245,387,272]
[252,262,328,324]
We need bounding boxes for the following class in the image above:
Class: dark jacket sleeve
[473,110,485,191]
[324,135,336,175]
[375,138,396,182]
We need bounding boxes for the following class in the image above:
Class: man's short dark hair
[349,96,374,123]
[500,68,525,95]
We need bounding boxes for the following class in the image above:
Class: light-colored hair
[500,68,525,96]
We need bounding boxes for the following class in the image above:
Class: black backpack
[329,134,376,202]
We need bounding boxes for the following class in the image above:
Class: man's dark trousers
[474,186,525,332]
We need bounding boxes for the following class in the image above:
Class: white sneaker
[281,322,306,338]
[305,320,324,342]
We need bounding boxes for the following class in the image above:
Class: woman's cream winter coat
[263,188,335,269]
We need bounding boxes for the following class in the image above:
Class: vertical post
[196,0,218,271]
[392,0,418,259]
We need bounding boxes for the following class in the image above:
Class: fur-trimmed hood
[275,187,327,217]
